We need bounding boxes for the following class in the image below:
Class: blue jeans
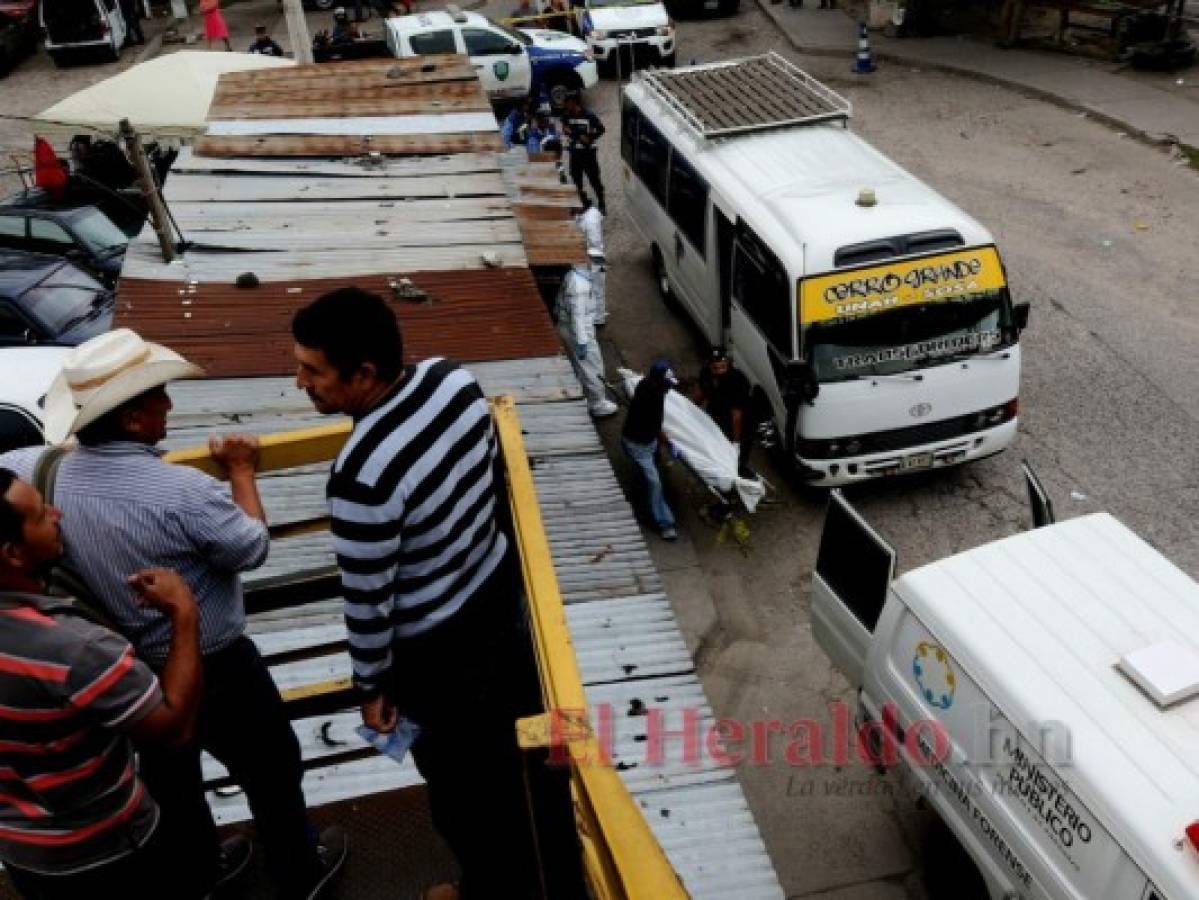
[622,437,675,531]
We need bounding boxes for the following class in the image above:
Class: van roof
[623,76,993,275]
[896,513,1199,898]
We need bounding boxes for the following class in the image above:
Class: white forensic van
[812,484,1199,900]
[622,54,1030,486]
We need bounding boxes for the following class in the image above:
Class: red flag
[33,136,67,199]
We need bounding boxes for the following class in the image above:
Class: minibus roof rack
[634,53,852,139]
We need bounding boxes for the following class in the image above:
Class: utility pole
[284,0,314,64]
[119,118,176,264]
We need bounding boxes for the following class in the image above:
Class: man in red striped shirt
[0,468,204,900]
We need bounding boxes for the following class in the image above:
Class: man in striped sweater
[0,468,203,899]
[293,288,544,900]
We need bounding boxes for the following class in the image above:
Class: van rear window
[816,492,896,631]
[835,230,964,269]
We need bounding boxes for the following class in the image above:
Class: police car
[385,7,598,106]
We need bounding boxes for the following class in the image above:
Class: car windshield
[496,22,531,44]
[71,208,129,255]
[805,289,1012,382]
[22,282,105,335]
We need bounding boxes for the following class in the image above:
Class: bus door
[664,150,719,344]
[729,222,793,422]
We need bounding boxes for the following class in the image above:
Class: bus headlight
[591,29,609,40]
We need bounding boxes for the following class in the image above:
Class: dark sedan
[0,197,131,287]
[0,249,115,346]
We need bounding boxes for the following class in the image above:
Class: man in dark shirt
[561,93,606,214]
[0,468,203,899]
[622,360,678,541]
[248,25,285,55]
[695,347,755,475]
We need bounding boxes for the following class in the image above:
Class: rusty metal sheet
[164,171,506,203]
[192,133,504,157]
[209,79,484,112]
[207,95,492,121]
[116,270,561,377]
[171,148,501,178]
[516,216,587,267]
[213,54,477,89]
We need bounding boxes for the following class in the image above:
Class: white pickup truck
[812,480,1198,900]
[536,0,675,73]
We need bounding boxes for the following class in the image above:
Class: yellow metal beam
[280,676,353,705]
[493,397,688,900]
[164,421,353,479]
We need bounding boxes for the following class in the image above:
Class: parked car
[0,250,115,347]
[41,0,128,65]
[0,0,38,75]
[0,196,130,287]
[385,7,597,107]
[0,345,68,453]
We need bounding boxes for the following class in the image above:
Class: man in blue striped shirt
[0,329,346,900]
[293,288,553,900]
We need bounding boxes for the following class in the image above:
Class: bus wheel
[651,247,673,304]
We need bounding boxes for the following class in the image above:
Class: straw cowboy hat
[42,328,204,445]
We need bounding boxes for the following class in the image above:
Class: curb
[754,0,1193,156]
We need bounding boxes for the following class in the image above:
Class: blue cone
[852,21,877,74]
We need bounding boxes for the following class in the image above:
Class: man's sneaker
[305,825,349,900]
[661,527,678,542]
[214,834,253,892]
[590,399,619,418]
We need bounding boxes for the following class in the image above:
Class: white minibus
[622,54,1030,485]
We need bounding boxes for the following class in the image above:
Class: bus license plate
[704,0,719,8]
[902,452,932,471]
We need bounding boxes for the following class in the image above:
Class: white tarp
[33,52,295,139]
[619,368,766,513]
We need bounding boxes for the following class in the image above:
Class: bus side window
[733,228,793,357]
[668,151,708,256]
[621,100,639,168]
[635,119,669,206]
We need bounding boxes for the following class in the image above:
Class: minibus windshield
[805,289,1012,382]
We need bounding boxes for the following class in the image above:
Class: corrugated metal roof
[140,56,781,896]
[117,270,560,377]
[167,356,784,898]
[117,58,584,370]
[191,132,505,157]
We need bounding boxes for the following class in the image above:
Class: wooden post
[119,118,175,264]
[284,0,314,64]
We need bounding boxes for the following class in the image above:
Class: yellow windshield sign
[799,246,1007,326]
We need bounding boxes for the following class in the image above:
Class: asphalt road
[3,6,1198,895]
[579,7,1199,898]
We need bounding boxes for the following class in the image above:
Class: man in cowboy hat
[0,328,347,900]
